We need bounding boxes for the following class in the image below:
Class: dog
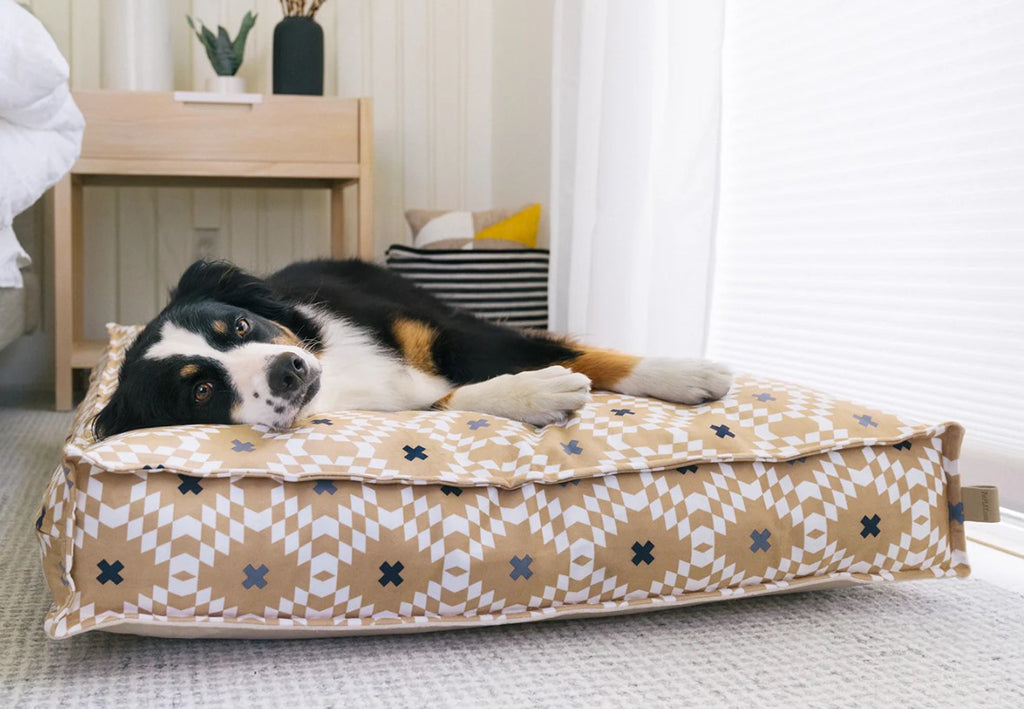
[93,259,732,439]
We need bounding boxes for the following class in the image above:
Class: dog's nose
[268,353,309,397]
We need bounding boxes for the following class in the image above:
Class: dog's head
[93,261,322,439]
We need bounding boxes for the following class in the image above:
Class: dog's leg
[434,366,593,426]
[563,346,732,405]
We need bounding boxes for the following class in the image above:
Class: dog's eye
[193,382,214,403]
[235,318,250,338]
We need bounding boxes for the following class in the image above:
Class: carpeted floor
[1,402,1022,708]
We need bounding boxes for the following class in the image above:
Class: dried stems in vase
[279,0,328,19]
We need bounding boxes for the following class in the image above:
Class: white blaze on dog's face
[142,306,322,429]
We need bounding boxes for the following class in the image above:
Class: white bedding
[0,0,84,289]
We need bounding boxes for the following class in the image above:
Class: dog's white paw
[449,365,592,426]
[615,357,732,405]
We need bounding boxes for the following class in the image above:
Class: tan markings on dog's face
[272,325,303,348]
[179,364,199,378]
[212,320,227,334]
[565,348,640,390]
[392,318,439,374]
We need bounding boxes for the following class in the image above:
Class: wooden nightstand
[52,90,373,410]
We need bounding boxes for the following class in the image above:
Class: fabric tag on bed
[962,485,1001,523]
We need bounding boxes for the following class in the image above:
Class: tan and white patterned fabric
[37,324,969,639]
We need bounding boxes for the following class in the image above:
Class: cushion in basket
[406,204,541,250]
[36,324,970,639]
[385,244,550,329]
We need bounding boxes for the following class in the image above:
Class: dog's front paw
[616,357,732,405]
[449,366,592,426]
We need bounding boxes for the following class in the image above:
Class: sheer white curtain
[549,0,725,357]
[707,1,1024,508]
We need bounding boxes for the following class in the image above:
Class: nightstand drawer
[75,91,360,167]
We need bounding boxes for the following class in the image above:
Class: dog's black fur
[94,259,582,438]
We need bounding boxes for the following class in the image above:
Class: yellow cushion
[473,203,541,248]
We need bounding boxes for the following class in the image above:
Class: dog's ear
[93,390,130,440]
[170,260,292,322]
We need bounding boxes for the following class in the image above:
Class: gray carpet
[1,402,1022,708]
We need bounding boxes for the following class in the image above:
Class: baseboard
[966,507,1024,560]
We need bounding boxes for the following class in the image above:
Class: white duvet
[0,0,84,288]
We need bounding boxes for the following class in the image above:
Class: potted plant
[186,11,257,93]
[273,1,328,95]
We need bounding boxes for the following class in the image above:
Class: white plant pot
[205,76,247,94]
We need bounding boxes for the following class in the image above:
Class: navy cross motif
[243,564,269,589]
[860,514,881,538]
[611,408,635,417]
[710,424,736,439]
[677,465,698,475]
[853,414,878,428]
[97,559,124,585]
[949,501,965,524]
[750,529,771,552]
[894,441,912,451]
[441,485,463,497]
[177,474,203,495]
[35,507,44,532]
[561,440,583,455]
[403,445,428,461]
[314,480,337,495]
[509,555,534,580]
[312,418,333,425]
[379,561,404,587]
[631,540,655,566]
[232,439,256,452]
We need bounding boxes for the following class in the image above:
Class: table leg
[53,176,75,411]
[357,98,374,261]
[330,182,345,259]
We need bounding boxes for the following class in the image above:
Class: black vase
[272,17,324,96]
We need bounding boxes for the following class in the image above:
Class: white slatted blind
[707,1,1024,496]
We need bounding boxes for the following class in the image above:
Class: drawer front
[75,91,360,166]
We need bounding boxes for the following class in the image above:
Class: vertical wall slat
[465,0,493,210]
[402,0,431,223]
[68,0,102,90]
[226,190,261,273]
[155,188,194,303]
[115,189,158,325]
[81,188,119,339]
[369,0,401,251]
[263,190,299,272]
[430,0,463,209]
[298,191,331,258]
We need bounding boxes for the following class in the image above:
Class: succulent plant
[186,11,257,77]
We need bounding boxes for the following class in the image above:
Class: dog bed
[37,325,971,639]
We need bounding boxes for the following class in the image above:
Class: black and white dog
[93,259,732,439]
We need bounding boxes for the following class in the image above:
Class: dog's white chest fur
[300,307,451,414]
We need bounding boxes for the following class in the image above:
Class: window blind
[707,1,1024,505]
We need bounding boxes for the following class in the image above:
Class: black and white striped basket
[385,245,550,329]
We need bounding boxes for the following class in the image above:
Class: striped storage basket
[385,245,550,329]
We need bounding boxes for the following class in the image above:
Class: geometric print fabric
[37,325,969,638]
